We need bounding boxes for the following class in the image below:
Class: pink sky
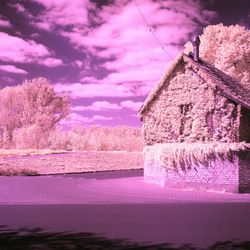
[0,0,249,128]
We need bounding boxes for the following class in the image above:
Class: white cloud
[63,0,216,51]
[30,0,93,30]
[120,100,144,111]
[71,100,144,113]
[33,21,52,31]
[16,3,26,13]
[0,32,63,67]
[60,112,93,126]
[60,112,114,126]
[54,82,135,98]
[60,0,216,97]
[0,19,11,28]
[5,0,217,101]
[80,76,101,83]
[75,60,84,68]
[0,65,28,75]
[92,115,113,121]
[10,3,34,19]
[73,101,121,111]
[43,57,64,67]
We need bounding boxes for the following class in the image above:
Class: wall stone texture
[142,60,242,146]
[144,153,238,193]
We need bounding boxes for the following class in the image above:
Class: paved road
[0,170,250,249]
[1,170,250,204]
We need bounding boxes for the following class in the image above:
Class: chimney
[191,35,200,62]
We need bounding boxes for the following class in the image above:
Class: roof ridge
[139,53,185,117]
[185,54,250,110]
[139,53,250,119]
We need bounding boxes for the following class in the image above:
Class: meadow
[0,126,143,175]
[0,150,143,175]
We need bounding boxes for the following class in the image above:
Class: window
[179,104,193,136]
[180,104,193,116]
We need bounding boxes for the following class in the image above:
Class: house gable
[142,59,217,144]
[184,53,250,110]
[141,40,250,193]
[141,54,241,145]
[139,53,185,118]
[139,53,250,120]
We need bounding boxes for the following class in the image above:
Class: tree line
[49,125,142,151]
[0,77,142,151]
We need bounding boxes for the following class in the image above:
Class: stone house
[139,36,250,193]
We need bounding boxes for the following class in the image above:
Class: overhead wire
[133,0,174,60]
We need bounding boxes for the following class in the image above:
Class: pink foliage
[49,125,143,152]
[185,24,250,90]
[0,77,70,149]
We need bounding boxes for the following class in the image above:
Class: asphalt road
[0,170,250,249]
[1,169,250,204]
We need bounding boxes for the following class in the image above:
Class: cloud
[92,115,113,121]
[0,65,28,75]
[63,0,216,50]
[15,3,26,13]
[2,0,217,103]
[43,57,64,67]
[60,112,93,126]
[54,82,135,98]
[60,112,114,126]
[9,2,54,32]
[30,0,93,31]
[0,32,63,67]
[33,21,52,32]
[103,60,172,85]
[0,19,12,28]
[60,0,216,96]
[73,101,121,111]
[120,100,144,111]
[9,3,34,20]
[75,60,84,68]
[71,100,144,116]
[80,76,101,83]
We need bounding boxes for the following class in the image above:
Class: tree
[0,77,70,148]
[0,85,23,148]
[21,77,70,131]
[48,127,70,150]
[185,24,250,90]
[68,125,93,151]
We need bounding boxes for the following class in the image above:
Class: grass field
[0,150,143,175]
[0,149,68,157]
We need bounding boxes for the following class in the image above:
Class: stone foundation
[143,144,250,193]
[144,159,238,193]
[144,150,250,193]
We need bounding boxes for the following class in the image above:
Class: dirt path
[0,151,143,175]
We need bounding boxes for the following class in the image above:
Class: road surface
[0,170,250,249]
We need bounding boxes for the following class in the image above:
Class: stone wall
[142,62,240,145]
[144,144,250,193]
[144,154,239,193]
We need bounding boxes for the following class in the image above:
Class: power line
[133,0,174,60]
